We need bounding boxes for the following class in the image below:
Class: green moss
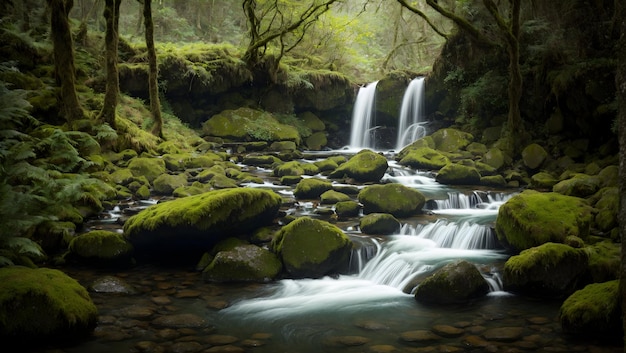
[305,132,328,150]
[414,260,489,304]
[242,154,282,167]
[495,190,594,251]
[358,184,425,218]
[583,241,620,283]
[314,158,339,172]
[559,280,620,336]
[530,172,558,189]
[68,230,134,267]
[328,149,389,182]
[430,128,473,153]
[127,157,166,183]
[552,173,601,198]
[320,190,351,204]
[274,161,305,177]
[202,108,301,144]
[359,213,401,235]
[521,143,548,169]
[0,267,98,341]
[435,163,481,185]
[202,244,282,282]
[293,178,333,199]
[153,173,188,195]
[335,201,361,218]
[398,147,450,170]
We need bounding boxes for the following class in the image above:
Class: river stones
[503,242,588,298]
[358,183,425,218]
[552,173,601,197]
[153,173,188,195]
[335,200,361,218]
[88,275,138,294]
[435,163,481,185]
[320,190,351,204]
[293,178,332,199]
[414,260,490,304]
[430,128,473,153]
[397,147,450,170]
[559,280,620,338]
[201,244,282,283]
[495,190,594,251]
[151,313,209,328]
[123,188,282,259]
[67,230,134,267]
[521,143,548,169]
[127,157,166,183]
[359,213,401,235]
[328,149,389,182]
[271,217,352,278]
[0,267,98,344]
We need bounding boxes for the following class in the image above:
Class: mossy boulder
[293,178,333,199]
[480,175,506,187]
[435,163,481,185]
[414,260,490,305]
[335,201,361,218]
[397,147,450,170]
[358,184,425,218]
[430,128,473,153]
[153,173,188,195]
[242,154,282,167]
[597,165,619,188]
[271,217,353,278]
[559,280,621,338]
[67,230,134,268]
[328,149,389,182]
[495,190,594,251]
[592,187,619,232]
[127,157,166,183]
[269,141,297,152]
[110,168,134,186]
[359,213,401,235]
[0,267,98,344]
[530,172,558,189]
[320,190,351,204]
[202,108,301,144]
[521,143,548,169]
[301,111,326,131]
[396,136,436,160]
[123,188,283,259]
[482,147,505,170]
[274,161,305,177]
[314,158,339,172]
[584,241,620,283]
[202,244,282,283]
[552,173,601,198]
[503,243,588,298]
[305,132,327,151]
[209,174,239,189]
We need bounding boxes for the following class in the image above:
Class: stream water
[36,154,622,353]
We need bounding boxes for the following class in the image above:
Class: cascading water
[395,77,426,151]
[348,81,378,149]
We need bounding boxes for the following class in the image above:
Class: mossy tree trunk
[47,0,85,124]
[142,0,163,139]
[616,0,626,349]
[98,0,121,130]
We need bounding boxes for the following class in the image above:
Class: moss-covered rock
[0,267,98,344]
[242,154,282,167]
[202,244,282,283]
[430,128,473,153]
[153,173,188,195]
[414,260,490,305]
[269,141,297,152]
[271,217,353,278]
[359,213,401,235]
[314,158,339,172]
[597,165,618,188]
[293,178,333,199]
[334,200,361,218]
[552,173,601,198]
[127,157,166,183]
[592,187,619,232]
[305,132,327,150]
[396,136,436,160]
[320,190,351,204]
[328,149,388,182]
[479,175,506,187]
[124,188,283,259]
[202,108,301,144]
[301,111,326,131]
[530,172,558,189]
[481,147,505,170]
[358,184,425,218]
[67,230,134,268]
[209,174,239,189]
[583,241,620,283]
[274,161,305,177]
[559,280,621,337]
[503,243,588,298]
[521,143,548,169]
[495,190,594,251]
[110,168,134,186]
[397,147,450,170]
[435,163,481,185]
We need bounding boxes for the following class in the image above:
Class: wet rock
[89,275,138,294]
[175,289,202,298]
[128,157,166,183]
[67,230,134,268]
[151,313,209,329]
[355,320,390,331]
[368,344,399,353]
[202,244,282,282]
[203,345,245,353]
[205,334,239,345]
[169,341,203,353]
[328,149,389,182]
[271,217,352,278]
[414,260,490,304]
[503,242,588,298]
[559,280,621,338]
[435,163,481,185]
[241,339,264,347]
[326,335,370,347]
[431,324,464,338]
[400,330,442,343]
[358,183,425,218]
[115,305,155,319]
[134,340,165,353]
[359,213,400,235]
[431,128,473,152]
[522,143,548,169]
[462,335,490,348]
[320,190,351,204]
[334,200,361,218]
[153,173,188,195]
[482,326,524,342]
[495,190,593,251]
[397,147,450,170]
[293,178,333,199]
[552,173,601,198]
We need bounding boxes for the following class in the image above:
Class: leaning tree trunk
[98,0,121,130]
[48,0,84,124]
[143,0,163,139]
[616,0,626,350]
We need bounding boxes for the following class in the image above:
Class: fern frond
[2,237,44,257]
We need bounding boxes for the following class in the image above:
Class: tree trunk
[48,0,85,124]
[505,33,524,153]
[143,0,163,139]
[98,0,121,130]
[616,0,626,350]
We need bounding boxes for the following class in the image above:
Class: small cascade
[349,81,379,149]
[402,220,500,250]
[428,191,516,210]
[395,77,426,151]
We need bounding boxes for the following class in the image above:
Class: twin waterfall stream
[52,78,622,353]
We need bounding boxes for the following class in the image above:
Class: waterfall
[395,77,426,151]
[349,81,378,149]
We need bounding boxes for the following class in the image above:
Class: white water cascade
[395,77,426,151]
[348,81,379,149]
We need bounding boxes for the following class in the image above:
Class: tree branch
[395,0,448,39]
[424,0,496,47]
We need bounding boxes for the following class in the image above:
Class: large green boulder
[359,213,401,235]
[521,143,548,169]
[552,173,601,198]
[530,171,558,189]
[482,147,505,170]
[435,163,481,185]
[293,178,333,199]
[559,280,621,338]
[584,241,620,283]
[495,190,594,251]
[124,188,283,259]
[592,187,619,232]
[397,147,450,170]
[328,149,389,182]
[67,230,134,268]
[202,108,301,144]
[153,173,188,195]
[0,267,98,344]
[127,157,166,183]
[271,217,353,278]
[274,161,305,177]
[320,190,351,204]
[414,260,490,305]
[430,128,473,153]
[334,201,361,218]
[358,184,425,218]
[503,243,588,298]
[202,244,282,283]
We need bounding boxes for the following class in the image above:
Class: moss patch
[358,184,425,218]
[398,147,450,170]
[293,178,333,199]
[68,230,134,267]
[328,149,389,182]
[559,280,621,337]
[202,108,301,144]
